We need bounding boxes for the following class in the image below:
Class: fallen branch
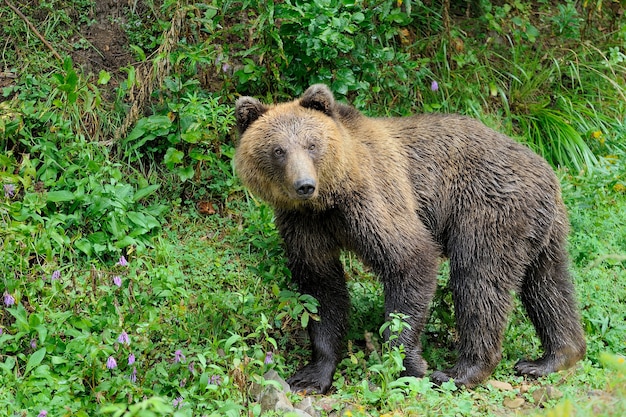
[5,0,62,61]
[586,254,626,271]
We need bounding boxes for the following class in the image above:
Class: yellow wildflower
[613,183,626,193]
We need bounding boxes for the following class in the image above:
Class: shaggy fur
[234,84,586,394]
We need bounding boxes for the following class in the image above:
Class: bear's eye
[273,147,285,157]
[307,144,316,151]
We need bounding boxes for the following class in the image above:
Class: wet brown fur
[234,84,586,394]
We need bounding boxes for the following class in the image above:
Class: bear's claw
[429,362,495,388]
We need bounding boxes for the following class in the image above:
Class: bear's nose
[294,179,316,198]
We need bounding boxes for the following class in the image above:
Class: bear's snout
[294,178,317,199]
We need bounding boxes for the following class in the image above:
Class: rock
[265,369,291,392]
[295,396,320,417]
[257,370,294,413]
[532,386,563,406]
[259,384,292,413]
[286,407,314,417]
[275,399,296,412]
[488,380,514,391]
[314,397,341,414]
[250,370,291,401]
[503,397,525,409]
[254,370,318,416]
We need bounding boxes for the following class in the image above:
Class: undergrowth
[1,0,625,416]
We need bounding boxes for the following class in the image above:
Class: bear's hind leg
[431,256,518,388]
[516,245,586,377]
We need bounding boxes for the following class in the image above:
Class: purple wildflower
[222,63,231,73]
[209,375,222,385]
[3,292,15,307]
[37,411,48,417]
[180,377,187,387]
[173,396,184,408]
[106,356,117,369]
[174,349,185,363]
[117,256,128,267]
[117,331,130,345]
[30,339,37,349]
[128,353,136,365]
[264,352,273,364]
[0,328,3,335]
[188,361,195,373]
[130,366,137,383]
[113,276,122,287]
[4,184,15,198]
[431,80,439,92]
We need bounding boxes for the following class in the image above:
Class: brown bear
[234,84,586,394]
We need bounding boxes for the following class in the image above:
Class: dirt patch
[69,0,133,80]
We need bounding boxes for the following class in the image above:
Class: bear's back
[336,111,565,256]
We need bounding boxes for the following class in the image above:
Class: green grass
[3,165,625,416]
[1,0,626,416]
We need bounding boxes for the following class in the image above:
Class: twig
[586,254,626,271]
[4,0,62,61]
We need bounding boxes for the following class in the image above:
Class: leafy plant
[120,81,237,201]
[2,1,626,416]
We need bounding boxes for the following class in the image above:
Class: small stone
[275,399,296,412]
[296,397,320,417]
[314,397,341,414]
[259,384,292,413]
[264,369,291,392]
[488,380,514,391]
[532,386,563,406]
[503,397,525,409]
[519,382,531,394]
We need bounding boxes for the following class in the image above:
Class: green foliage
[120,77,237,202]
[2,0,626,416]
[361,313,412,405]
[207,0,432,113]
[0,0,94,71]
[276,289,319,329]
[1,63,166,271]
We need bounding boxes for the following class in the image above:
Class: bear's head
[234,84,349,211]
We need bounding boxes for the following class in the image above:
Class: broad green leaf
[164,147,184,169]
[98,70,111,85]
[75,238,92,256]
[25,347,46,375]
[199,372,209,390]
[133,184,160,202]
[46,190,75,202]
[177,166,194,182]
[127,212,147,228]
[88,231,108,244]
[115,235,136,248]
[7,304,29,332]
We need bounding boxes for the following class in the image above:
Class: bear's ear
[235,97,268,134]
[300,84,335,117]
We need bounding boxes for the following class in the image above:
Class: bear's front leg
[285,255,349,394]
[276,210,349,394]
